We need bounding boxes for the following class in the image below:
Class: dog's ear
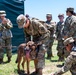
[34,44,37,48]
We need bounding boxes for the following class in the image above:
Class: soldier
[45,14,56,59]
[56,14,65,61]
[0,35,3,64]
[0,20,4,63]
[17,14,50,75]
[63,7,76,57]
[0,10,13,63]
[50,37,76,75]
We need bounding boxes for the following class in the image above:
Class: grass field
[0,41,71,75]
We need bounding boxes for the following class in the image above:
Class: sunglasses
[47,17,51,18]
[66,43,73,47]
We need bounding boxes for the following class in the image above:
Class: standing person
[50,37,76,75]
[0,10,13,63]
[56,14,65,61]
[63,7,76,57]
[17,14,50,75]
[0,32,3,64]
[0,18,4,63]
[63,7,76,39]
[45,14,56,59]
[50,7,76,75]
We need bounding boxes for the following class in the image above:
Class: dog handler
[17,14,50,75]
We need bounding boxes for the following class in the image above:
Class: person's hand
[53,34,57,40]
[64,36,68,40]
[2,18,7,25]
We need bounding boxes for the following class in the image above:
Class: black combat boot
[58,57,64,62]
[0,58,3,64]
[46,54,52,59]
[7,57,11,63]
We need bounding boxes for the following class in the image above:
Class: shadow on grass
[2,61,10,64]
[14,69,37,75]
[56,63,64,68]
[50,60,58,62]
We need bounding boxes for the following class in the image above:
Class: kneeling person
[50,37,76,75]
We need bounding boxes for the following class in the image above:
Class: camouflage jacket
[45,20,56,37]
[56,21,64,40]
[63,15,76,39]
[0,18,13,39]
[24,19,50,43]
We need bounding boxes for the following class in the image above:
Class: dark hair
[69,42,76,47]
[73,41,76,45]
[73,12,76,16]
[66,10,74,15]
[70,11,74,15]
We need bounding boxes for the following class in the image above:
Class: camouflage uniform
[53,52,76,75]
[0,30,4,62]
[24,19,50,69]
[62,8,76,57]
[63,15,76,38]
[52,37,76,75]
[56,21,65,61]
[63,15,76,57]
[0,11,13,62]
[45,14,56,58]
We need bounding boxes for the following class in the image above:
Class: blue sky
[24,0,76,22]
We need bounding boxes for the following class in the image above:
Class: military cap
[58,14,64,17]
[0,10,6,16]
[66,7,74,12]
[17,14,26,28]
[46,13,52,17]
[64,37,74,46]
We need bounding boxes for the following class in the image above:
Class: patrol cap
[17,14,26,29]
[58,14,64,17]
[0,10,6,16]
[64,37,74,46]
[46,13,52,17]
[66,7,74,12]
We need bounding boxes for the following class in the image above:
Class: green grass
[0,41,71,75]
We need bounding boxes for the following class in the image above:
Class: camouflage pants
[54,53,76,75]
[0,38,4,59]
[56,40,64,58]
[3,38,12,58]
[33,33,50,69]
[47,37,54,55]
[37,50,45,69]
